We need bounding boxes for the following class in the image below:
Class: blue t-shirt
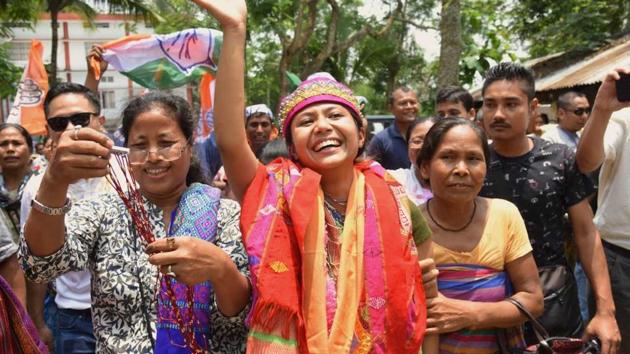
[367,124,410,170]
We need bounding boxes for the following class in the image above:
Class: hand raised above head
[46,127,114,186]
[190,0,247,30]
[86,44,108,74]
[594,68,630,113]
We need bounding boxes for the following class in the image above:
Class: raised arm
[576,68,630,173]
[85,44,108,94]
[192,0,258,202]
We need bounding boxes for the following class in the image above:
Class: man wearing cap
[244,104,277,155]
[197,103,276,178]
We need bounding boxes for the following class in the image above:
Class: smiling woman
[197,0,431,352]
[20,92,251,353]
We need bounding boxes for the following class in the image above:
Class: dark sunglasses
[572,107,591,116]
[47,112,96,132]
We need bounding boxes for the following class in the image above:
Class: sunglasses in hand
[47,112,96,132]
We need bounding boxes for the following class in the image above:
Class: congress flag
[91,28,222,89]
[196,73,215,141]
[7,40,49,135]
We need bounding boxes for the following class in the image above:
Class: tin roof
[535,39,630,91]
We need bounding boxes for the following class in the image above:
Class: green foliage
[0,0,43,37]
[511,0,630,57]
[0,43,21,97]
[245,0,434,114]
[0,1,39,94]
[458,0,517,86]
[349,22,430,114]
[151,0,217,34]
[245,31,282,109]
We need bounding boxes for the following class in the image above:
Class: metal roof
[536,40,630,91]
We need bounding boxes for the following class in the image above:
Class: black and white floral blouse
[19,193,249,354]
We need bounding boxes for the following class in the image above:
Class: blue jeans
[44,294,59,342]
[55,308,96,354]
[574,262,590,322]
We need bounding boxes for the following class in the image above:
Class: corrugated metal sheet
[536,40,630,91]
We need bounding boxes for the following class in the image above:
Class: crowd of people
[0,0,629,353]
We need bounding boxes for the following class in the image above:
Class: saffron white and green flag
[90,28,222,89]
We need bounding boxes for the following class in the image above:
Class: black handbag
[499,297,600,354]
[535,265,583,338]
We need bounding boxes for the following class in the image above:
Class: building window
[100,91,116,109]
[101,76,114,83]
[95,22,110,28]
[9,42,30,61]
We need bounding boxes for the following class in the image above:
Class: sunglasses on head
[47,112,96,132]
[571,107,591,116]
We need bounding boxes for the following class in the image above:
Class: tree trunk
[50,7,59,84]
[277,0,402,96]
[437,0,462,88]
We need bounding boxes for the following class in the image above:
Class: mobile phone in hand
[617,72,630,102]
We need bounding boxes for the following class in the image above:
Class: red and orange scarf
[241,158,426,353]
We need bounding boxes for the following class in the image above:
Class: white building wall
[3,12,189,131]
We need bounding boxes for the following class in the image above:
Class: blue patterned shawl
[155,183,221,353]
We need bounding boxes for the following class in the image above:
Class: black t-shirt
[480,137,596,267]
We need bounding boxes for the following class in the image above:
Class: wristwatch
[31,198,72,216]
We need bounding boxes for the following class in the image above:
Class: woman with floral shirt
[20,92,250,353]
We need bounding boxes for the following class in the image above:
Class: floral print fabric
[19,192,249,354]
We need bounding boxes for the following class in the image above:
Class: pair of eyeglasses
[571,107,591,116]
[128,142,187,165]
[47,112,96,132]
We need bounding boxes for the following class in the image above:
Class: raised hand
[86,44,108,74]
[190,0,247,30]
[593,68,630,113]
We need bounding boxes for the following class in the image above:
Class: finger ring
[73,126,81,140]
[166,264,176,277]
[166,237,176,251]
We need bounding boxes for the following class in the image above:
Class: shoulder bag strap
[505,297,550,341]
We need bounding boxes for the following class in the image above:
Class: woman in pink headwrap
[191,0,432,353]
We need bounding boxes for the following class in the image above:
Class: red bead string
[107,154,207,353]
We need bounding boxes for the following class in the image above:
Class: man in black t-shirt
[479,62,620,353]
[483,139,595,267]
